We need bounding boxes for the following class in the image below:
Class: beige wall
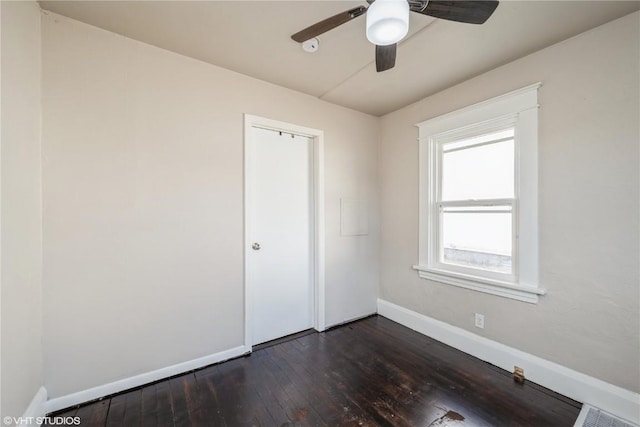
[1,0,44,418]
[41,12,379,398]
[379,11,639,393]
[12,0,638,405]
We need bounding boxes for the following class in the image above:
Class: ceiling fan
[291,0,499,72]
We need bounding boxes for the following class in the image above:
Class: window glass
[441,129,514,201]
[441,206,512,274]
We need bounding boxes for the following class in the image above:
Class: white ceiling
[39,0,640,116]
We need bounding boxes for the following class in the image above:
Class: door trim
[243,114,325,351]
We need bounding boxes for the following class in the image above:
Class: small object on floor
[513,366,525,383]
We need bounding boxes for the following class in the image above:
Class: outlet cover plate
[475,313,485,328]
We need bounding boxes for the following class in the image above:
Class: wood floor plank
[86,399,110,426]
[259,347,327,425]
[234,351,284,426]
[312,329,417,426]
[155,378,175,427]
[193,367,228,426]
[168,376,191,426]
[197,361,263,426]
[43,408,78,427]
[73,403,94,424]
[140,383,158,427]
[273,340,359,424]
[122,389,143,426]
[105,392,127,427]
[280,338,382,426]
[174,374,209,426]
[272,342,348,425]
[47,315,581,427]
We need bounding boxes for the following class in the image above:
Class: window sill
[412,265,545,304]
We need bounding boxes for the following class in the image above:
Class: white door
[247,126,314,345]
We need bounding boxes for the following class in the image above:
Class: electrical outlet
[474,313,485,329]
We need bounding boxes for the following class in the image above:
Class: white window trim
[413,83,545,304]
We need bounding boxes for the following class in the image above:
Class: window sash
[434,199,517,280]
[432,125,518,282]
[438,125,516,202]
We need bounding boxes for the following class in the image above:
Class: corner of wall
[0,0,45,420]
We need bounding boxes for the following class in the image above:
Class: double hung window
[414,84,544,303]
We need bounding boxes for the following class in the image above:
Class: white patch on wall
[340,198,368,236]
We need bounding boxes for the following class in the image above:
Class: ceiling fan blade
[376,44,397,72]
[291,6,367,43]
[412,1,499,24]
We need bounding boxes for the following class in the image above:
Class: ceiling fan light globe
[367,20,408,45]
[366,0,410,46]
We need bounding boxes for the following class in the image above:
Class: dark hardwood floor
[48,315,581,426]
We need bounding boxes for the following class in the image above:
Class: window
[414,84,545,303]
[439,126,515,277]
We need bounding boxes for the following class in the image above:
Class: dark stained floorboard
[105,392,127,427]
[49,315,581,426]
[168,376,192,426]
[88,400,110,425]
[315,328,420,426]
[155,379,175,427]
[274,340,373,426]
[193,368,227,426]
[122,389,143,426]
[141,384,158,427]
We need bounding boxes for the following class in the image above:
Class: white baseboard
[325,311,377,330]
[45,345,249,414]
[17,386,48,426]
[377,298,640,425]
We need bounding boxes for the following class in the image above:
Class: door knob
[252,243,261,251]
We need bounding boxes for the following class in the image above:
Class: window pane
[441,130,514,201]
[441,208,512,274]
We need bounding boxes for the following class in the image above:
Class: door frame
[243,114,325,351]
